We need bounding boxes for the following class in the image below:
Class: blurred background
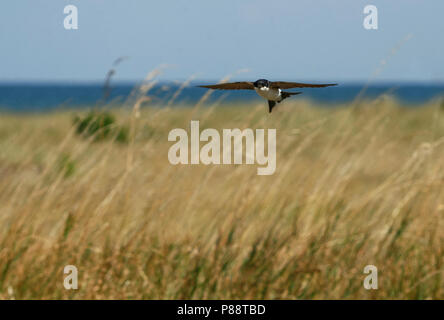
[0,0,443,111]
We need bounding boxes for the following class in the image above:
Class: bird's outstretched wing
[198,82,255,90]
[270,82,337,89]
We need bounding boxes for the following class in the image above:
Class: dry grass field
[0,97,443,299]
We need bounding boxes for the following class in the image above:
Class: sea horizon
[1,81,443,112]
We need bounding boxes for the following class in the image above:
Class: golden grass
[0,98,443,299]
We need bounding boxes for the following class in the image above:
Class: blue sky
[0,1,443,83]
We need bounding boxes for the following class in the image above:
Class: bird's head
[253,79,270,89]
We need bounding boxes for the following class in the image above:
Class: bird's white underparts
[254,86,282,101]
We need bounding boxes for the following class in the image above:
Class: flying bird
[198,79,337,113]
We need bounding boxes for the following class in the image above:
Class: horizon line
[1,79,444,86]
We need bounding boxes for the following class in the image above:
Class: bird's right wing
[197,82,255,90]
[270,81,337,89]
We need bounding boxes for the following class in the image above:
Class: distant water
[0,82,443,112]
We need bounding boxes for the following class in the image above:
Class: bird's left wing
[197,82,255,90]
[270,82,337,89]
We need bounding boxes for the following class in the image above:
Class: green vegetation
[73,111,129,143]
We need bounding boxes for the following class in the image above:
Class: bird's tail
[281,91,302,100]
[269,92,302,113]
